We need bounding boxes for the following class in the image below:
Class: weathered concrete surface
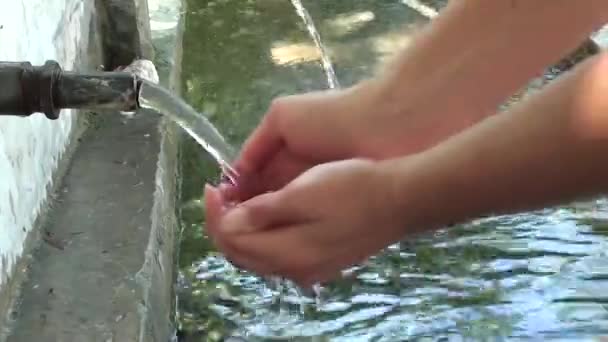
[3,0,185,341]
[0,0,105,335]
[6,112,164,341]
[96,0,155,69]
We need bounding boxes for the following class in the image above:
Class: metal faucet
[0,60,144,119]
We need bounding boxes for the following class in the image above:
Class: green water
[175,0,608,340]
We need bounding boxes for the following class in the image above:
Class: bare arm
[370,0,608,150]
[384,52,608,232]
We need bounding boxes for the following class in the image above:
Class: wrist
[376,152,473,235]
[374,156,435,235]
[337,78,393,156]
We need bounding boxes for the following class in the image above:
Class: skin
[229,0,608,201]
[206,0,608,286]
[387,53,608,231]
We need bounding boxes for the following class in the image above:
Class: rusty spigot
[0,60,140,119]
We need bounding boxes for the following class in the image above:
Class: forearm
[387,52,608,232]
[377,0,608,127]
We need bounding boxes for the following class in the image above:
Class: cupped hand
[229,76,474,202]
[228,84,374,202]
[205,159,405,287]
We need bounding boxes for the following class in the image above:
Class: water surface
[175,1,608,340]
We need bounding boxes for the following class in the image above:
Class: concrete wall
[0,0,182,339]
[0,0,97,286]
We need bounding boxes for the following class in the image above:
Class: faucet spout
[56,70,140,114]
[0,60,142,119]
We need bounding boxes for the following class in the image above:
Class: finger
[204,185,244,250]
[221,246,279,276]
[204,184,225,236]
[222,167,268,203]
[257,150,314,192]
[281,250,350,286]
[217,182,235,200]
[292,254,365,287]
[208,227,282,276]
[204,184,236,253]
[229,226,370,286]
[234,105,284,175]
[229,150,314,202]
[203,189,276,275]
[208,229,279,276]
[218,182,243,204]
[228,223,321,274]
[204,185,284,277]
[219,190,306,234]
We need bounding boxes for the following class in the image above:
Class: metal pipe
[55,71,139,112]
[0,61,60,119]
[0,60,140,120]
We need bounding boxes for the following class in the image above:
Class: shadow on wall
[95,0,155,69]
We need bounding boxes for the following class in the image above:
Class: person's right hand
[226,82,378,201]
[227,75,481,202]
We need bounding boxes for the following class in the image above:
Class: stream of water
[138,80,239,184]
[141,0,344,311]
[289,0,340,89]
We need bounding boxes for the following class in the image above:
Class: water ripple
[176,202,608,340]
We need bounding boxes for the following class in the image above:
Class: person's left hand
[204,159,405,287]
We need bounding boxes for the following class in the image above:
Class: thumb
[204,184,227,236]
[219,190,302,234]
[235,106,283,175]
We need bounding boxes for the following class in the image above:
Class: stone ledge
[0,1,106,339]
[1,0,184,341]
